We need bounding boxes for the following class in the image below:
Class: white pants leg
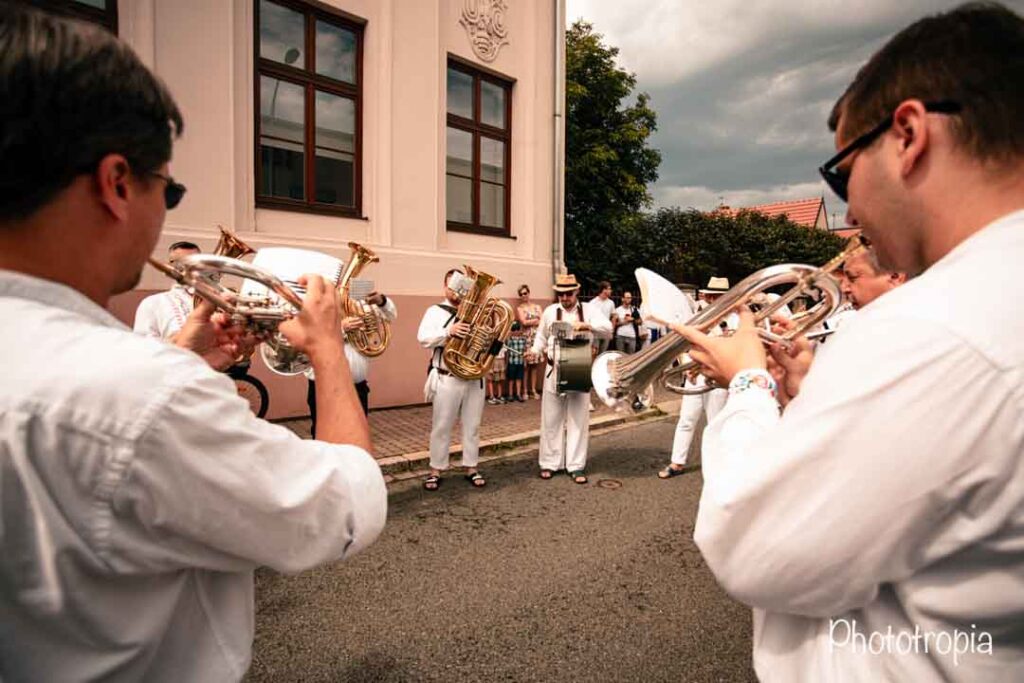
[564,391,591,472]
[704,387,728,422]
[429,375,467,471]
[670,393,706,466]
[539,389,567,471]
[459,379,485,468]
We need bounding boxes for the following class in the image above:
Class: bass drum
[553,338,593,393]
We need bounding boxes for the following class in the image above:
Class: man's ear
[891,100,930,181]
[890,272,908,286]
[95,154,132,222]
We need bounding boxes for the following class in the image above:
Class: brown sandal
[423,474,441,491]
[539,469,554,480]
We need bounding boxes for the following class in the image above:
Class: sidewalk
[280,386,682,478]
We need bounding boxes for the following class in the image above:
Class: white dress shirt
[695,210,1024,682]
[0,270,387,683]
[417,300,460,372]
[133,285,193,339]
[305,297,398,384]
[531,300,613,358]
[590,295,615,323]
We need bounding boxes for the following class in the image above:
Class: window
[446,57,513,237]
[255,0,363,217]
[24,0,118,33]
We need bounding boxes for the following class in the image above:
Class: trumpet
[591,237,866,410]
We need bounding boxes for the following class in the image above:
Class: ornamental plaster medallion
[460,0,509,63]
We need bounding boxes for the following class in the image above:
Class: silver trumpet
[591,237,866,411]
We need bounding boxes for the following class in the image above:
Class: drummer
[526,274,612,483]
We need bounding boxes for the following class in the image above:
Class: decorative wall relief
[459,0,509,62]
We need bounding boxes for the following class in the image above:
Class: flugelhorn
[591,237,866,410]
[338,242,390,357]
[442,265,515,380]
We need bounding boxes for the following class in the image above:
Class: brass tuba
[442,265,515,380]
[338,242,391,357]
[591,237,867,410]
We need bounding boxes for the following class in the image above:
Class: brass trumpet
[591,237,866,410]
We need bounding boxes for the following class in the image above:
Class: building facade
[34,0,566,417]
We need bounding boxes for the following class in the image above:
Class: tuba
[338,242,390,358]
[442,265,515,380]
[591,237,867,410]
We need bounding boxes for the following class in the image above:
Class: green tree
[624,207,847,293]
[565,21,661,290]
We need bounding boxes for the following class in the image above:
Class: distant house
[738,197,829,230]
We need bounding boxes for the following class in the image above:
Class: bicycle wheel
[233,374,269,418]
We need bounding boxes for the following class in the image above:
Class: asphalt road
[247,418,755,683]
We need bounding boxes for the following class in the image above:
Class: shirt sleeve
[586,302,613,339]
[132,297,160,338]
[417,305,449,349]
[378,296,398,322]
[694,317,1022,618]
[108,362,387,574]
[530,307,550,356]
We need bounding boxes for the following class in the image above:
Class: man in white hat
[659,275,732,478]
[417,268,488,490]
[527,274,612,483]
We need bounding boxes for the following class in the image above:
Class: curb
[378,401,677,481]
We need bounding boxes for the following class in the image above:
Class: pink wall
[109,289,551,419]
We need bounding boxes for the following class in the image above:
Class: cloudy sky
[564,0,1022,227]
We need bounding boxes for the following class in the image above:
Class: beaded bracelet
[729,368,777,399]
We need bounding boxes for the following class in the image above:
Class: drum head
[555,339,593,393]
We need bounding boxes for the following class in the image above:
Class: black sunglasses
[148,172,187,209]
[818,100,961,202]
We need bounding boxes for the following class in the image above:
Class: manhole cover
[596,479,622,490]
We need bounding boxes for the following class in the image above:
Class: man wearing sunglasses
[0,6,385,682]
[669,3,1024,681]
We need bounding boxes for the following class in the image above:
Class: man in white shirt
[589,280,615,355]
[527,274,612,483]
[306,289,397,432]
[132,240,200,339]
[612,290,647,353]
[0,8,386,681]
[417,269,487,490]
[672,4,1024,680]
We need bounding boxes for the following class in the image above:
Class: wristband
[729,368,777,399]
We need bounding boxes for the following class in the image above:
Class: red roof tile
[831,227,862,240]
[741,197,826,228]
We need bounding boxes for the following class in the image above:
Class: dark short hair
[0,5,184,222]
[598,281,611,291]
[830,3,1024,165]
[518,284,529,295]
[168,241,200,252]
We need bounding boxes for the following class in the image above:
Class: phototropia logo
[829,619,993,667]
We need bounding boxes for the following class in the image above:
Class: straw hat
[553,273,581,292]
[699,276,730,295]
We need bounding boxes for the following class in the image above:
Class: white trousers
[538,388,591,472]
[429,374,485,470]
[670,387,728,466]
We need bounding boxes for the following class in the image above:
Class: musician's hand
[174,299,258,371]
[766,316,814,407]
[341,316,365,333]
[278,274,345,363]
[449,321,472,339]
[367,291,386,307]
[671,307,766,387]
[573,322,591,332]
